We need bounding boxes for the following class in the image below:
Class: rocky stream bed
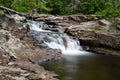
[0,6,120,80]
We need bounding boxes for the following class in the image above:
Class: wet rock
[87,47,120,56]
[11,14,26,23]
[66,20,120,55]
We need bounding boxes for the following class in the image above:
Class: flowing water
[27,21,120,80]
[27,21,89,55]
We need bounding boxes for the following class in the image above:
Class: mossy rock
[0,10,4,15]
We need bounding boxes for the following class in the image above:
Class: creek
[41,53,120,80]
[27,21,120,80]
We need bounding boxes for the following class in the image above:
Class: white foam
[29,23,44,31]
[28,21,90,56]
[28,21,51,32]
[62,50,90,55]
[44,34,90,55]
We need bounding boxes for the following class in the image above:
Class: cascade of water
[27,21,89,55]
[44,34,88,55]
[28,21,43,31]
[27,21,50,32]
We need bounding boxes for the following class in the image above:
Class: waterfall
[27,21,89,55]
[27,21,51,32]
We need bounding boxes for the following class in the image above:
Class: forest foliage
[0,0,120,18]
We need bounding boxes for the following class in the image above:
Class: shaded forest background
[0,0,120,18]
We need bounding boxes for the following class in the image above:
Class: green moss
[108,23,118,30]
[0,10,4,15]
[91,26,101,30]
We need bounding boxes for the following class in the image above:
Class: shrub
[11,0,50,13]
[0,0,13,7]
[0,0,119,18]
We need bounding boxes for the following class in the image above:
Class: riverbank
[65,18,120,56]
[0,10,61,80]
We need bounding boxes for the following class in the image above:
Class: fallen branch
[0,6,25,16]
